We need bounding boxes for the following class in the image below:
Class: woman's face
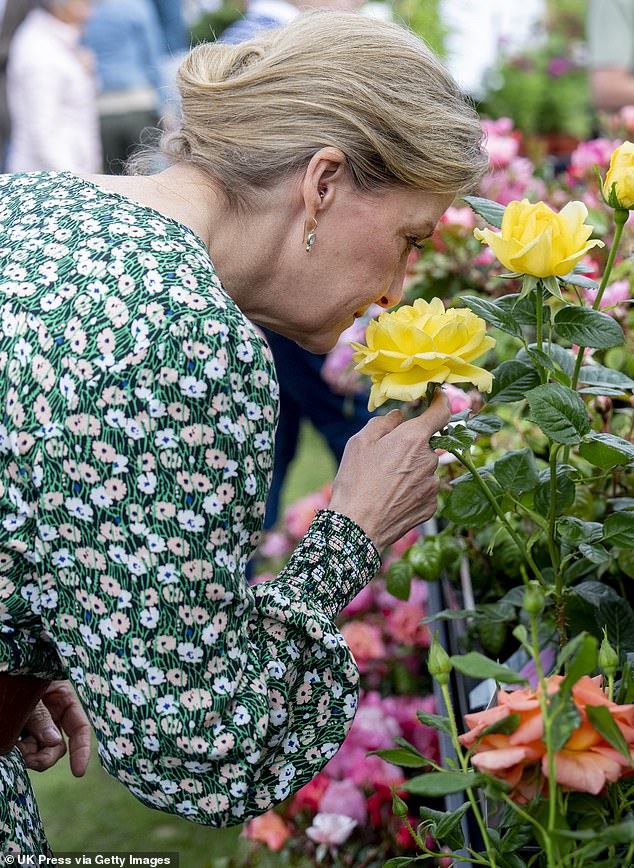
[271,181,454,354]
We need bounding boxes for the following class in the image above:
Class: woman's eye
[408,237,425,251]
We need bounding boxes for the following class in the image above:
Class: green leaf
[443,477,499,527]
[403,770,480,797]
[384,859,416,868]
[434,802,470,850]
[520,345,558,376]
[560,633,599,692]
[573,581,634,654]
[497,292,551,326]
[554,306,625,349]
[450,651,527,684]
[463,195,505,228]
[618,549,634,579]
[557,517,604,546]
[577,365,634,390]
[601,820,634,843]
[604,512,634,548]
[421,608,474,624]
[556,631,591,673]
[416,709,453,737]
[371,747,431,768]
[494,448,540,495]
[549,691,582,751]
[560,271,599,289]
[385,561,412,601]
[430,426,475,454]
[579,385,633,397]
[548,344,576,378]
[534,466,576,515]
[609,497,634,511]
[489,360,541,403]
[462,295,523,338]
[525,383,590,445]
[586,705,632,761]
[542,274,563,300]
[481,713,521,737]
[578,543,610,564]
[580,432,634,470]
[466,414,505,434]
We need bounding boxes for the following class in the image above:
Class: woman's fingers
[330,391,451,551]
[17,700,66,772]
[17,681,91,777]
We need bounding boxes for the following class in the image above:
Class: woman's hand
[17,680,91,776]
[329,388,451,551]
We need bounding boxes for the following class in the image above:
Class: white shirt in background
[6,8,101,173]
[440,0,546,99]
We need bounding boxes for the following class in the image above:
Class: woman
[0,11,486,853]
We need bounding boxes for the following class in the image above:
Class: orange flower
[243,811,291,851]
[459,675,634,800]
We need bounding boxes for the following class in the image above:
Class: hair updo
[156,11,488,207]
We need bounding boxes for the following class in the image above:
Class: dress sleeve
[37,312,380,827]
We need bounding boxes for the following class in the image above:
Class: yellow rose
[351,297,495,411]
[473,199,603,278]
[604,141,634,209]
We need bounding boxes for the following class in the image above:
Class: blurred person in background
[5,0,101,172]
[0,0,37,170]
[221,0,361,45]
[439,0,545,100]
[149,0,187,56]
[83,0,166,174]
[220,0,373,532]
[587,0,634,112]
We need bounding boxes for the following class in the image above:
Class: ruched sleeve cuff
[275,509,381,620]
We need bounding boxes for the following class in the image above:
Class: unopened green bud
[428,633,453,685]
[392,789,408,818]
[523,581,545,616]
[599,630,618,678]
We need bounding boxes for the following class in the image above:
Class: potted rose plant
[350,142,634,866]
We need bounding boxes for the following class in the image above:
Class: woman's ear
[301,146,347,220]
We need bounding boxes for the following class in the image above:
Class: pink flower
[341,581,375,618]
[620,105,634,131]
[442,383,473,414]
[242,812,290,851]
[582,279,631,315]
[374,576,428,611]
[258,531,293,559]
[340,622,386,671]
[440,206,477,231]
[283,485,331,539]
[569,138,616,178]
[385,602,430,647]
[481,118,520,168]
[306,813,357,846]
[248,572,275,587]
[480,157,546,206]
[289,773,330,817]
[319,779,368,825]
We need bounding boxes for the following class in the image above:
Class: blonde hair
[153,12,487,206]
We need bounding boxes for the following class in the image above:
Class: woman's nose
[377,259,408,309]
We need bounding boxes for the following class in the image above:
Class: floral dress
[0,172,380,855]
